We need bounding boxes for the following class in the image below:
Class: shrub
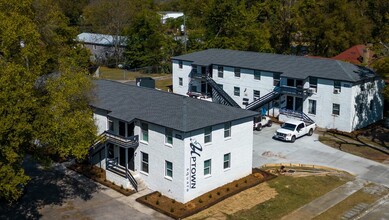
[226,187,230,192]
[208,194,212,199]
[172,199,176,204]
[170,207,174,213]
[199,199,203,203]
[156,200,159,205]
[235,183,239,187]
[217,192,220,196]
[145,196,148,200]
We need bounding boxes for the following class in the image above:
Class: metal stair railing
[106,157,138,191]
[205,76,241,108]
[279,108,315,124]
[246,87,281,111]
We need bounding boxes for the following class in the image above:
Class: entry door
[201,66,206,77]
[295,97,303,112]
[286,96,294,110]
[119,147,125,167]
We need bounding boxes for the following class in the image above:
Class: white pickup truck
[274,120,316,143]
[253,115,272,131]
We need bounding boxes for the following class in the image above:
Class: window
[141,152,149,173]
[179,77,183,86]
[224,122,231,138]
[141,122,149,142]
[223,153,231,169]
[204,126,212,143]
[165,161,173,178]
[253,90,260,101]
[178,60,183,69]
[234,68,241,78]
[254,70,261,80]
[108,119,114,131]
[370,100,373,111]
[334,81,341,93]
[332,103,340,115]
[165,128,173,145]
[308,100,316,115]
[273,73,280,86]
[234,87,240,96]
[204,159,211,176]
[218,66,224,78]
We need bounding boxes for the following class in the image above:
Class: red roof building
[332,44,374,65]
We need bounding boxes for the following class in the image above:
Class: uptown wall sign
[186,138,202,191]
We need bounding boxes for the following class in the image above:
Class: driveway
[252,126,389,187]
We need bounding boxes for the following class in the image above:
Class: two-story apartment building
[172,49,384,132]
[89,80,257,203]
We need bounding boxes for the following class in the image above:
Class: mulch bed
[136,168,276,219]
[67,163,135,196]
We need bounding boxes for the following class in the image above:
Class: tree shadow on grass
[0,156,101,219]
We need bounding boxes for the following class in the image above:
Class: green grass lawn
[155,78,172,91]
[98,66,167,80]
[228,174,353,220]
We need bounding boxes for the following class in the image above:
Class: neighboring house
[172,49,384,132]
[90,79,257,203]
[158,11,184,25]
[332,44,375,65]
[77,32,127,64]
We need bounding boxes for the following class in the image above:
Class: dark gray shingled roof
[172,49,376,82]
[91,80,258,132]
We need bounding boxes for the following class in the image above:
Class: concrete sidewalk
[281,179,367,220]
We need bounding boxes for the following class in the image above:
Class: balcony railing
[104,130,139,148]
[280,86,308,96]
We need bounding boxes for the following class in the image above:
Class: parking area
[252,125,389,187]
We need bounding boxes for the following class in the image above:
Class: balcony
[280,86,308,97]
[104,130,139,148]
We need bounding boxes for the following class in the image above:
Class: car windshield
[281,123,296,131]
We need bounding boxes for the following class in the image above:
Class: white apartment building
[89,80,257,203]
[172,49,384,132]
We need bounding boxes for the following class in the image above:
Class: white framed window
[179,77,183,86]
[141,122,149,142]
[204,126,212,143]
[332,103,340,115]
[308,100,316,115]
[223,153,230,169]
[165,160,173,178]
[204,159,211,176]
[234,68,240,78]
[254,70,261,80]
[218,66,224,78]
[224,122,231,138]
[108,119,114,131]
[141,152,149,173]
[178,60,183,69]
[234,87,240,96]
[309,77,318,92]
[253,90,260,100]
[165,128,173,145]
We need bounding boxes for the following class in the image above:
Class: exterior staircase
[246,87,282,111]
[279,108,315,125]
[206,76,241,108]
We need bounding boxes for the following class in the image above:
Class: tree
[125,9,169,70]
[0,0,96,202]
[203,0,272,52]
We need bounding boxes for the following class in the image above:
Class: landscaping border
[136,169,276,219]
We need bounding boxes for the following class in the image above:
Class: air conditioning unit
[334,88,341,94]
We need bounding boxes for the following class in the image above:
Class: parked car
[274,120,316,142]
[253,115,273,131]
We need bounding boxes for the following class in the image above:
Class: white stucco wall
[172,60,192,95]
[182,117,253,203]
[93,109,108,135]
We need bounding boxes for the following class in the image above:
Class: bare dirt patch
[186,182,277,220]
